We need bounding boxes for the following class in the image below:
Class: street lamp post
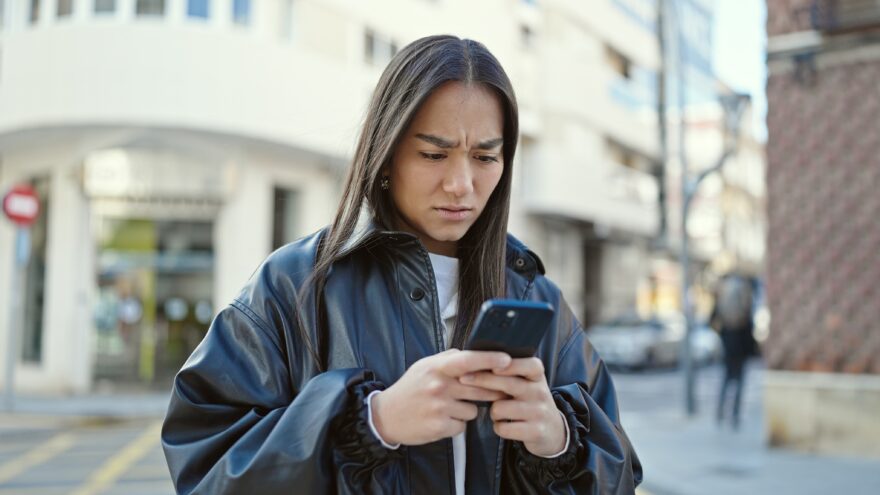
[679,92,750,416]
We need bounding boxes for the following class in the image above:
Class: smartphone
[465,299,555,358]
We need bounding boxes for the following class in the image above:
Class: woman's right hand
[371,349,512,446]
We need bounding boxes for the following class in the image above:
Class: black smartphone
[465,299,555,358]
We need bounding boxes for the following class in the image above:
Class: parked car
[586,312,721,370]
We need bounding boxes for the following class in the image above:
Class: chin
[426,227,468,243]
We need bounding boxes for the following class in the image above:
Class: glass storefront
[92,217,214,388]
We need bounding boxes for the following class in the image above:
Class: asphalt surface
[0,416,171,495]
[1,361,878,494]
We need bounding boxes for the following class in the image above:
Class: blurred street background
[1,0,878,494]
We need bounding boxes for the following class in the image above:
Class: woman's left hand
[459,357,566,457]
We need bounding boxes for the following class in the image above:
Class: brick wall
[767,0,814,36]
[765,0,880,373]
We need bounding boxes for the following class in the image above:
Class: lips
[435,206,473,221]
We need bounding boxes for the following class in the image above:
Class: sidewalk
[0,392,170,430]
[620,365,880,495]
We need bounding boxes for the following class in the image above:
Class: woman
[162,35,642,494]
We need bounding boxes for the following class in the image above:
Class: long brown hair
[303,35,519,370]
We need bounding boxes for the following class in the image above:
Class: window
[93,218,215,384]
[606,138,637,169]
[364,28,398,66]
[57,0,73,17]
[187,0,208,19]
[95,0,115,13]
[136,0,164,16]
[30,0,40,24]
[232,0,250,25]
[605,45,632,79]
[272,187,299,250]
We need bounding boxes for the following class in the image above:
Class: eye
[419,152,445,161]
[475,155,500,163]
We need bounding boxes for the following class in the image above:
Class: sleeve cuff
[508,390,585,483]
[365,390,401,450]
[536,410,570,459]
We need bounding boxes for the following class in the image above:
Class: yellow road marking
[636,488,653,495]
[0,432,76,484]
[70,421,163,495]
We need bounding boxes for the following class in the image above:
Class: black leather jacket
[162,225,642,494]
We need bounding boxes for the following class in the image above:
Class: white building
[0,0,666,394]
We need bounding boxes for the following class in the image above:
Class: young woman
[162,35,642,494]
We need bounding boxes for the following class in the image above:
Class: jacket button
[409,287,425,301]
[514,258,526,270]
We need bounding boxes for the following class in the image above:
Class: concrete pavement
[2,363,880,494]
[615,362,880,495]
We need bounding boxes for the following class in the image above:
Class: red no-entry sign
[2,185,40,227]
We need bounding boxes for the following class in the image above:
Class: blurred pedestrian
[711,273,758,430]
[161,35,641,494]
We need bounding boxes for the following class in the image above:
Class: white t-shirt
[427,253,467,495]
[366,252,568,494]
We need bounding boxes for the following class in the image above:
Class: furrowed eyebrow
[415,133,503,150]
[415,133,456,148]
[475,137,504,150]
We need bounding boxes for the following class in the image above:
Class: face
[387,81,505,257]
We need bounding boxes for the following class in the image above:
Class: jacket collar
[336,206,545,279]
[336,206,417,258]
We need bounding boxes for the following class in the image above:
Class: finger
[489,399,534,422]
[459,372,529,397]
[446,400,480,422]
[493,420,540,444]
[447,383,509,402]
[438,350,511,377]
[492,357,545,381]
[427,417,468,441]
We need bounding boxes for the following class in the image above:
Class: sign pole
[2,184,40,412]
[3,228,29,411]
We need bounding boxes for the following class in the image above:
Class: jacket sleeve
[161,300,404,495]
[503,305,643,495]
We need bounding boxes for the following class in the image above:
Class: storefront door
[92,218,214,388]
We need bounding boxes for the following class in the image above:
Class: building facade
[0,0,760,395]
[765,0,880,456]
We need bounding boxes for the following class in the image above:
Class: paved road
[0,417,172,495]
[1,361,877,494]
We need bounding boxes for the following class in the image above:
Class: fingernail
[461,374,474,383]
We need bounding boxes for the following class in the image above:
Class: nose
[442,156,474,197]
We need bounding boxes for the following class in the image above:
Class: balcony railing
[811,0,880,34]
